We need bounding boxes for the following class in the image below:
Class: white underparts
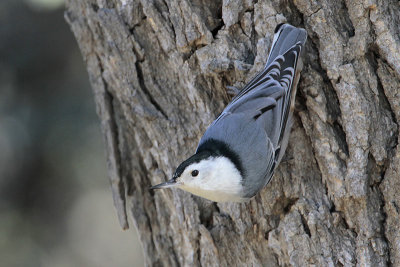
[178,156,245,202]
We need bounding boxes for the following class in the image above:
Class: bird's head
[151,151,245,202]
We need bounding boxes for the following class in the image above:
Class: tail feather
[218,24,306,154]
[266,24,307,67]
[237,24,306,160]
[267,25,306,162]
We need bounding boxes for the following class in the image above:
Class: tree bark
[65,0,400,266]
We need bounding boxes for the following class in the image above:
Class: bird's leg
[226,85,241,97]
[279,154,294,164]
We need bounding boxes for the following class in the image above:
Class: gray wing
[211,40,304,152]
[198,24,307,197]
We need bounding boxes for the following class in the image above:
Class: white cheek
[176,157,244,202]
[183,172,208,187]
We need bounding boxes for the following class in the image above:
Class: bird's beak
[150,177,179,190]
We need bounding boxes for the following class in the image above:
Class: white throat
[178,157,245,202]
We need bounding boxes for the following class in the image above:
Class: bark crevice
[66,0,400,265]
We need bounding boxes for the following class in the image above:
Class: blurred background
[0,0,144,266]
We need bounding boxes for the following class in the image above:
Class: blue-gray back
[198,24,307,198]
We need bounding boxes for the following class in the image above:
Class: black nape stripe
[174,139,244,178]
[197,138,244,176]
[174,150,212,178]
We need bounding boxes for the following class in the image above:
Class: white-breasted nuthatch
[151,24,307,202]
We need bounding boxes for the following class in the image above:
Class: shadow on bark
[66,0,400,265]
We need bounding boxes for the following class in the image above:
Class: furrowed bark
[66,0,400,266]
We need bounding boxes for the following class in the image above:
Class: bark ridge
[66,0,400,265]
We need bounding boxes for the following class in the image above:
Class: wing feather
[197,24,307,198]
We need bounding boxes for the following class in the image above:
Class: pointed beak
[150,177,179,190]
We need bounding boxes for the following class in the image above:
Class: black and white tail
[264,24,307,164]
[229,24,307,165]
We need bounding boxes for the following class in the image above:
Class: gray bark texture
[65,0,400,266]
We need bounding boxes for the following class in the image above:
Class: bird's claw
[226,85,241,96]
[280,154,294,164]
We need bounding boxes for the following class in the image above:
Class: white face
[176,156,245,202]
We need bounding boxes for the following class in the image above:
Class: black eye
[191,170,199,177]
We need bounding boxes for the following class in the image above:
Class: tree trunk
[65,0,400,266]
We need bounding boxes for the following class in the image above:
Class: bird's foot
[280,154,294,164]
[226,85,241,97]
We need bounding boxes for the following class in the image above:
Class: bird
[151,23,307,202]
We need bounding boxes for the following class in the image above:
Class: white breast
[179,186,246,202]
